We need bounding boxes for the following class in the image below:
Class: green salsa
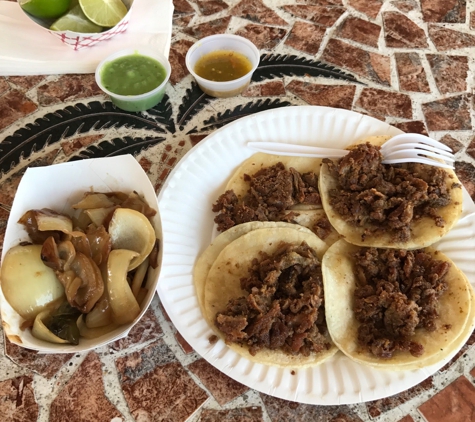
[101,53,167,96]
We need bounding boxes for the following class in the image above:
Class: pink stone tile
[261,393,363,421]
[188,358,249,405]
[50,352,122,422]
[0,376,38,422]
[471,11,475,30]
[336,16,381,48]
[7,75,46,91]
[116,340,208,421]
[426,54,469,94]
[230,0,288,26]
[347,0,383,19]
[366,377,434,417]
[173,14,193,28]
[421,0,466,23]
[321,39,390,86]
[139,157,152,173]
[393,120,428,135]
[61,134,103,156]
[456,161,475,201]
[200,407,263,422]
[175,331,194,353]
[37,75,102,106]
[173,0,195,14]
[470,366,475,378]
[110,307,163,351]
[418,376,475,422]
[235,24,287,50]
[395,52,430,93]
[282,5,345,27]
[189,134,208,147]
[0,77,10,95]
[285,21,326,54]
[438,134,464,153]
[397,416,415,422]
[243,80,286,97]
[466,136,475,160]
[421,94,472,131]
[5,339,74,379]
[391,0,418,13]
[383,12,428,48]
[356,88,412,119]
[195,0,228,16]
[286,81,356,110]
[0,89,38,131]
[183,16,231,38]
[169,39,195,85]
[428,24,475,51]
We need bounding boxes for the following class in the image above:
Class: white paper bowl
[185,34,260,98]
[18,0,134,50]
[0,155,162,353]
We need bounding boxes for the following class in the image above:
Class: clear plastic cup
[95,47,171,112]
[185,34,260,98]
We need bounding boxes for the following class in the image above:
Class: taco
[322,239,473,370]
[212,153,324,234]
[318,137,463,249]
[203,227,338,367]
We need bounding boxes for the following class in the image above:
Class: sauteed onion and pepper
[1,191,159,345]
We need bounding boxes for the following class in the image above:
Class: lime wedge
[50,5,103,33]
[20,0,71,19]
[78,0,127,28]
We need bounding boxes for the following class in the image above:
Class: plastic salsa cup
[95,47,171,112]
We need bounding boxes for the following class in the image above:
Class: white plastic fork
[247,133,455,169]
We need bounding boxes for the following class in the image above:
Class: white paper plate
[157,106,475,404]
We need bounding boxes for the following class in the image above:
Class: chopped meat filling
[353,247,450,358]
[325,143,461,243]
[212,163,321,232]
[215,241,330,357]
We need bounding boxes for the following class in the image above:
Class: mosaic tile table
[1,0,475,421]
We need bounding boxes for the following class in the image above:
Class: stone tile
[397,416,415,422]
[286,81,356,109]
[393,120,428,135]
[230,0,288,26]
[50,352,122,422]
[189,134,208,147]
[356,88,412,119]
[466,137,475,160]
[321,39,390,86]
[383,12,429,48]
[456,161,475,201]
[235,24,287,50]
[7,75,46,91]
[439,134,464,153]
[195,0,228,16]
[0,89,37,131]
[139,157,152,173]
[175,331,194,353]
[173,14,193,28]
[200,407,264,422]
[347,0,383,19]
[421,94,472,131]
[61,134,103,156]
[391,0,418,13]
[37,75,102,106]
[188,358,249,405]
[282,5,345,27]
[421,0,466,23]
[110,307,163,351]
[426,54,469,94]
[284,21,326,55]
[173,0,195,14]
[471,11,475,30]
[169,39,195,85]
[418,376,475,422]
[261,393,363,421]
[0,376,38,422]
[428,24,475,51]
[183,16,231,38]
[366,377,433,417]
[471,366,475,378]
[116,340,208,421]
[395,52,430,93]
[336,17,381,48]
[5,339,74,379]
[242,80,286,97]
[0,77,9,95]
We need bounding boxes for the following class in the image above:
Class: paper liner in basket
[19,0,134,50]
[0,155,162,353]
